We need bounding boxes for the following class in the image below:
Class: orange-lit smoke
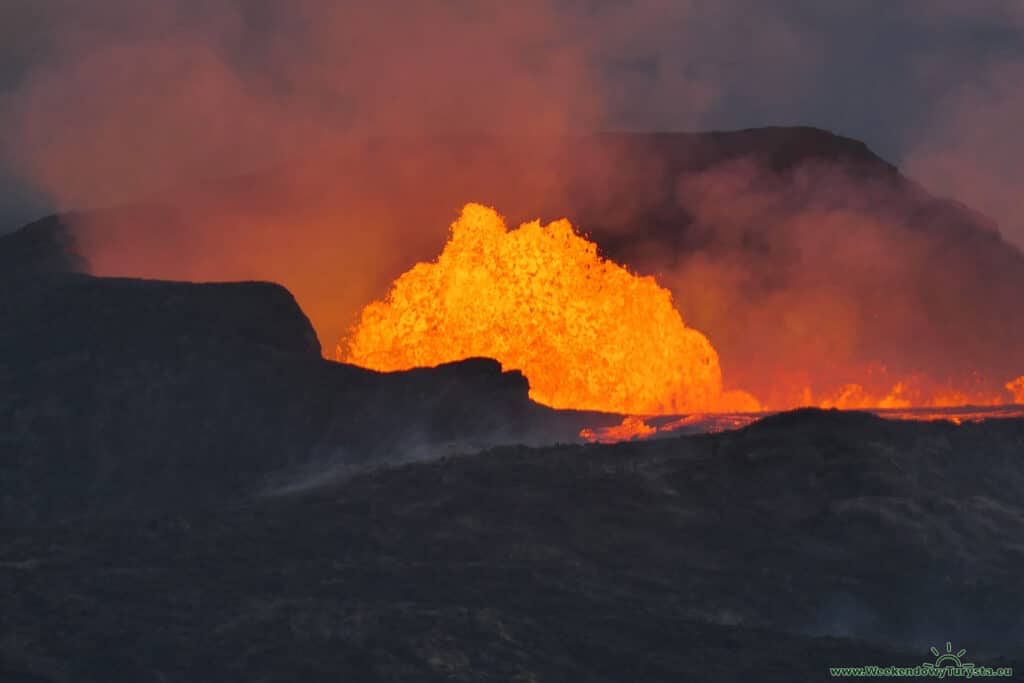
[0,1,601,209]
[3,2,1024,434]
[0,0,609,352]
[635,151,1024,413]
[339,203,758,415]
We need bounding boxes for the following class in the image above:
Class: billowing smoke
[0,0,816,350]
[620,149,1024,408]
[904,61,1024,250]
[0,0,822,217]
[0,0,604,344]
[0,0,600,205]
[1,1,1023,410]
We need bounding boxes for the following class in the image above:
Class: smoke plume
[2,1,1023,410]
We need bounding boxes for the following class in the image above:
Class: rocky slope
[1,410,1022,681]
[1,269,1022,680]
[0,268,597,526]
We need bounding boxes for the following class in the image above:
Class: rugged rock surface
[0,213,85,276]
[1,269,1022,680]
[1,410,1021,681]
[0,270,594,526]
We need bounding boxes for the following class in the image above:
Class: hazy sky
[2,0,1023,240]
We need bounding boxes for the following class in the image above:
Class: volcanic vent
[337,202,1024,431]
[337,203,758,415]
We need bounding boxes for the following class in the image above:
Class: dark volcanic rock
[0,272,588,526]
[0,213,86,276]
[0,270,1022,679]
[5,273,322,357]
[1,411,1022,682]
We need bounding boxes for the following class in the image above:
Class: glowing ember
[1008,376,1024,404]
[806,381,1009,411]
[580,416,656,444]
[339,203,758,414]
[581,413,761,443]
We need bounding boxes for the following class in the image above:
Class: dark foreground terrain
[2,276,1023,681]
[2,411,1023,681]
[2,177,1023,680]
[0,265,618,526]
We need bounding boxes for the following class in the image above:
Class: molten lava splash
[339,203,1023,444]
[1008,376,1024,404]
[581,413,761,443]
[579,416,657,444]
[339,203,758,415]
[806,381,1010,411]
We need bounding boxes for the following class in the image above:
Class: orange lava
[338,203,1024,443]
[339,203,758,415]
[797,381,1011,411]
[581,413,760,443]
[1008,376,1024,404]
[580,416,657,444]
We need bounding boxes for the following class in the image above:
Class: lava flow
[339,203,1024,443]
[338,203,758,415]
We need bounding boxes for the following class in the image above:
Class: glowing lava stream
[338,203,759,415]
